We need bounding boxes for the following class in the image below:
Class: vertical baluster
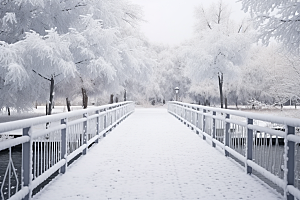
[34,141,36,178]
[50,136,53,167]
[8,147,11,198]
[273,135,278,175]
[259,131,262,167]
[37,141,40,177]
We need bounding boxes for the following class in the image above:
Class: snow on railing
[168,101,300,200]
[0,101,135,200]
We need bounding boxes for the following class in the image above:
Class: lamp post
[174,87,179,101]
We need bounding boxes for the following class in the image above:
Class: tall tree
[183,1,252,107]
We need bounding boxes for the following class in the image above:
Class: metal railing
[168,101,300,200]
[0,101,135,200]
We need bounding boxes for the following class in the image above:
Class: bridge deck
[33,108,282,200]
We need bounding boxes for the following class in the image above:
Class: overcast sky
[131,0,246,46]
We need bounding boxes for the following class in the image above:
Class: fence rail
[0,101,135,200]
[168,101,300,200]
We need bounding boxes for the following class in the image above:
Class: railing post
[202,109,206,140]
[286,125,295,200]
[103,109,107,137]
[60,118,67,174]
[95,110,100,143]
[22,127,32,200]
[246,118,253,174]
[83,113,88,155]
[212,111,216,147]
[225,114,230,157]
[196,108,199,134]
[184,106,187,125]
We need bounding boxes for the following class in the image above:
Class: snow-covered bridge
[31,107,282,200]
[1,102,300,200]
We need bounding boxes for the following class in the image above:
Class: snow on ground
[33,108,283,200]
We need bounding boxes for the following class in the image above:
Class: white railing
[168,101,300,200]
[0,101,135,200]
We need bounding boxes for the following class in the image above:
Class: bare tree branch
[32,69,51,81]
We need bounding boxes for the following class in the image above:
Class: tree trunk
[225,97,228,109]
[48,76,55,115]
[7,107,10,116]
[115,97,118,103]
[66,98,71,112]
[124,89,127,101]
[110,94,114,104]
[82,88,88,109]
[206,99,210,106]
[218,73,223,108]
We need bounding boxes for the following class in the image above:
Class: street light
[174,87,179,101]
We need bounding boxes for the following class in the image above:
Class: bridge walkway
[32,108,282,200]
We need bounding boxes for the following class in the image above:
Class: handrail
[168,101,300,200]
[0,102,130,133]
[174,101,300,127]
[0,101,135,200]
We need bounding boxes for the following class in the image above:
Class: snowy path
[33,108,283,200]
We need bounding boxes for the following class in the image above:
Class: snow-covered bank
[32,108,282,200]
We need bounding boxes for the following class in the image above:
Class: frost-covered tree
[240,43,300,106]
[0,0,153,111]
[239,0,300,53]
[0,0,87,43]
[149,45,191,103]
[0,28,76,113]
[183,1,252,107]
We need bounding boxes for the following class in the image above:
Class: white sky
[131,0,247,46]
